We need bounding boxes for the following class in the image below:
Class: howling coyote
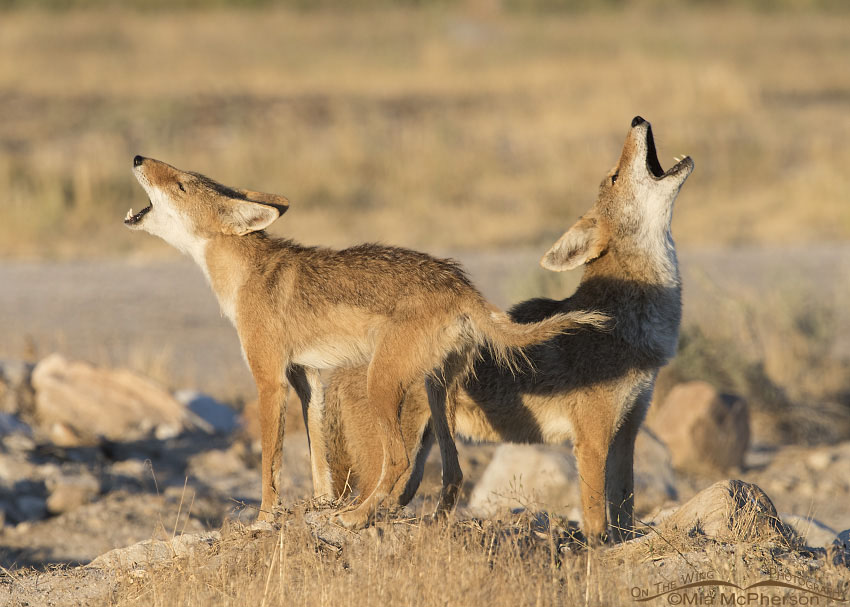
[322,116,693,541]
[125,157,607,528]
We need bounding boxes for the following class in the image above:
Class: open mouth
[644,123,691,180]
[124,203,152,225]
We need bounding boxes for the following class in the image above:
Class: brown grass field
[0,4,849,257]
[1,3,850,606]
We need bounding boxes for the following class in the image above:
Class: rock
[48,421,86,447]
[87,531,221,569]
[0,451,37,485]
[468,428,677,521]
[31,354,197,444]
[110,459,150,480]
[805,450,834,472]
[46,473,100,515]
[468,443,581,519]
[1,431,34,453]
[0,359,35,416]
[648,381,749,474]
[174,389,239,434]
[781,514,837,548]
[654,480,790,543]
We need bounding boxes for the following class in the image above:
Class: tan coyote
[125,157,607,528]
[322,116,693,541]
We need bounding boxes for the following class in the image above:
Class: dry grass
[660,277,850,444]
[1,6,849,258]
[102,504,849,607]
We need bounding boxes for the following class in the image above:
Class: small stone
[806,450,834,472]
[46,474,100,514]
[48,421,87,447]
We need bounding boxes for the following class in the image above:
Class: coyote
[125,157,607,528]
[323,116,694,542]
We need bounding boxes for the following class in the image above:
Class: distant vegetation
[0,0,848,10]
[1,7,849,258]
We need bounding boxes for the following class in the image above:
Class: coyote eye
[177,182,185,192]
[611,172,619,185]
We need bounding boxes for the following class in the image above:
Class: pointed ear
[223,199,282,236]
[238,189,290,216]
[540,211,608,272]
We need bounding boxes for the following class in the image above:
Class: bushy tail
[471,306,611,372]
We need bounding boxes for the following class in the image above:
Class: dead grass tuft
[102,502,850,607]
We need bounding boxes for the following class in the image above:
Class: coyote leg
[573,398,615,545]
[253,366,287,522]
[395,421,434,506]
[286,365,332,500]
[606,397,649,542]
[425,347,472,517]
[335,337,414,529]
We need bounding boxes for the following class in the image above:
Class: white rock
[468,428,677,521]
[87,532,221,569]
[655,480,788,542]
[31,354,197,443]
[46,473,100,515]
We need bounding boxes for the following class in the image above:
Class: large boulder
[31,354,196,445]
[650,480,791,543]
[467,427,677,521]
[648,381,749,474]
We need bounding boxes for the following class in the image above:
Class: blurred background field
[1,1,850,442]
[1,2,849,257]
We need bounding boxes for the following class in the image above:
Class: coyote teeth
[126,209,133,220]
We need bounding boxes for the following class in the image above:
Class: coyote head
[541,116,694,280]
[126,156,289,256]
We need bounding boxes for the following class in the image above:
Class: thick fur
[125,156,607,528]
[322,117,694,542]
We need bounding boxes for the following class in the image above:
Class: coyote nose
[133,155,145,167]
[631,116,646,128]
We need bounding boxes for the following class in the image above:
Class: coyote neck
[578,253,682,363]
[201,232,293,326]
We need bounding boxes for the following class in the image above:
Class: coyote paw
[309,495,337,510]
[334,508,371,530]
